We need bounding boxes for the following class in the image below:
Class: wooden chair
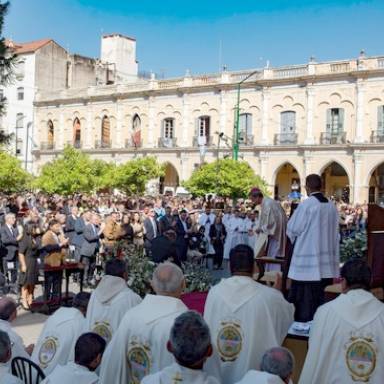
[11,356,46,384]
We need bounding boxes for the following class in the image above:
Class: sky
[4,0,384,77]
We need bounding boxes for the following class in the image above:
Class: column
[57,112,64,149]
[305,86,315,144]
[219,89,227,136]
[259,151,268,181]
[85,109,93,149]
[261,88,270,145]
[302,151,313,190]
[182,93,190,147]
[353,150,363,203]
[115,101,123,148]
[355,80,365,143]
[147,95,155,147]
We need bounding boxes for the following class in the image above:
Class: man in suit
[64,206,79,247]
[73,211,91,262]
[174,209,191,263]
[80,213,105,287]
[143,208,159,257]
[0,213,20,289]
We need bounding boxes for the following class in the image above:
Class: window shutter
[378,106,384,133]
[338,108,344,132]
[247,114,253,136]
[326,109,331,133]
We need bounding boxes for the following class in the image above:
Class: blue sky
[4,0,384,77]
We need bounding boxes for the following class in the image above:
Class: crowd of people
[0,173,381,383]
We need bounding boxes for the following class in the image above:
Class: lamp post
[233,70,260,160]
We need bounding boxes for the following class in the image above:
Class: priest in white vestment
[41,332,106,384]
[287,174,339,321]
[244,211,259,248]
[0,330,23,384]
[235,347,294,384]
[223,208,245,261]
[85,259,141,343]
[300,259,384,384]
[204,245,294,384]
[0,297,31,365]
[99,262,188,384]
[142,311,219,384]
[198,206,216,255]
[32,292,90,375]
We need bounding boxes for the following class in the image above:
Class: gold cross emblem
[172,372,183,383]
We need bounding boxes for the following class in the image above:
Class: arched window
[101,115,111,148]
[47,120,54,149]
[280,111,296,133]
[323,108,345,144]
[17,87,24,101]
[239,113,253,145]
[196,116,211,146]
[163,118,174,139]
[131,114,142,148]
[377,105,384,134]
[73,118,81,148]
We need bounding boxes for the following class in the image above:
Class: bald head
[261,347,294,383]
[152,262,184,298]
[0,297,17,322]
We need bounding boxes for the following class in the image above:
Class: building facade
[33,51,384,204]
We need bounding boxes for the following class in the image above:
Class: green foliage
[183,159,268,198]
[340,231,368,263]
[111,156,164,195]
[0,150,31,192]
[183,262,215,293]
[91,159,116,191]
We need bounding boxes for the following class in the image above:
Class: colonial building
[33,38,384,204]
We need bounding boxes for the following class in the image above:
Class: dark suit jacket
[150,235,179,265]
[80,223,100,257]
[0,225,19,261]
[64,215,77,244]
[143,218,159,241]
[174,218,189,244]
[73,217,86,247]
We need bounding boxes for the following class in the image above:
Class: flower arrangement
[339,231,367,263]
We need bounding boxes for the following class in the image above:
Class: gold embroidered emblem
[92,321,113,343]
[39,336,59,368]
[345,336,377,382]
[127,338,152,384]
[217,320,243,362]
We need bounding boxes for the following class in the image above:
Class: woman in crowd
[131,212,144,251]
[209,215,226,270]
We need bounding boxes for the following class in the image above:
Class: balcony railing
[239,134,254,146]
[40,142,54,150]
[158,137,177,148]
[125,138,143,148]
[320,132,347,145]
[371,131,384,143]
[67,140,82,149]
[274,133,298,145]
[95,140,112,149]
[193,136,214,147]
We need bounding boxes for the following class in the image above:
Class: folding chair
[11,356,46,384]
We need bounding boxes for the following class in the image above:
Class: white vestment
[40,362,99,384]
[32,307,86,375]
[299,289,384,384]
[244,218,259,248]
[223,217,246,260]
[287,195,339,281]
[256,197,287,259]
[0,320,29,366]
[0,363,23,384]
[235,370,286,384]
[199,213,216,254]
[204,276,294,384]
[85,275,141,343]
[99,294,188,384]
[141,362,220,384]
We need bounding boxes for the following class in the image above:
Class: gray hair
[260,347,294,381]
[152,262,184,294]
[169,311,211,366]
[4,213,15,222]
[0,330,11,362]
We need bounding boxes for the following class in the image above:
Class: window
[378,106,384,134]
[16,113,24,129]
[280,111,296,134]
[163,118,174,139]
[47,120,54,147]
[73,118,81,147]
[16,138,23,155]
[101,115,111,147]
[17,87,24,101]
[15,60,25,80]
[198,116,210,137]
[239,113,252,136]
[326,108,344,134]
[132,114,141,147]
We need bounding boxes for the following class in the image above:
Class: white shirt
[40,362,99,384]
[99,294,188,384]
[141,362,220,384]
[0,364,23,384]
[0,320,29,366]
[85,275,141,343]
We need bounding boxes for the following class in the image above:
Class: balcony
[40,142,54,150]
[95,140,111,149]
[239,134,254,146]
[274,133,298,145]
[193,136,214,146]
[125,138,143,148]
[67,140,82,149]
[371,131,384,143]
[158,137,177,148]
[320,132,347,145]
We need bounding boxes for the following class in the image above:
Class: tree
[0,150,30,192]
[0,1,17,145]
[183,159,268,198]
[111,156,164,195]
[34,146,100,194]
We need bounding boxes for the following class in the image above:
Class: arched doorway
[369,163,384,205]
[274,163,300,200]
[73,118,81,148]
[321,162,350,202]
[101,115,111,148]
[159,163,179,195]
[132,114,141,147]
[47,120,54,148]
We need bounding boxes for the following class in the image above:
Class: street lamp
[233,70,260,160]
